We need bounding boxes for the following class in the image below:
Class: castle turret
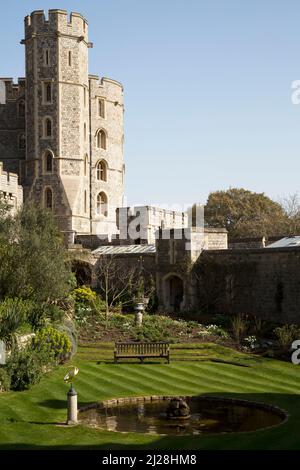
[89,75,125,236]
[23,10,91,239]
[0,10,125,242]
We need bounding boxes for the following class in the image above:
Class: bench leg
[114,353,118,364]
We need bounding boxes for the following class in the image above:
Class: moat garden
[1,285,300,450]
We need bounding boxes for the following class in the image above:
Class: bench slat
[114,341,170,363]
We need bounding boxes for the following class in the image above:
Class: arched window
[96,160,107,181]
[44,118,52,137]
[96,129,107,150]
[19,133,26,150]
[44,82,52,103]
[96,192,108,216]
[84,154,88,176]
[44,49,50,66]
[68,50,72,67]
[84,123,87,142]
[98,99,105,118]
[45,187,53,210]
[45,151,53,173]
[18,100,25,117]
[84,87,87,107]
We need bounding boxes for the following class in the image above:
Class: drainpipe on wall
[88,79,93,234]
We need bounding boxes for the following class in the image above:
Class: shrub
[205,324,229,338]
[6,348,47,391]
[244,335,258,349]
[32,326,72,363]
[132,316,171,342]
[27,302,64,331]
[0,298,32,347]
[73,286,97,304]
[0,367,11,391]
[56,318,78,357]
[274,324,300,350]
[231,315,248,344]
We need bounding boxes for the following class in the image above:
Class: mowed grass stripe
[106,362,247,395]
[80,362,182,396]
[181,362,291,394]
[113,363,207,393]
[169,362,268,394]
[78,366,151,396]
[186,363,298,394]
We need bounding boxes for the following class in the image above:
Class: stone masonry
[0,162,23,214]
[0,10,124,242]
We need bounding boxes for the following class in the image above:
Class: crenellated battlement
[24,10,88,41]
[89,75,124,103]
[0,78,25,103]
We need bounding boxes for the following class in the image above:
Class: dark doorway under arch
[164,274,184,312]
[72,262,92,286]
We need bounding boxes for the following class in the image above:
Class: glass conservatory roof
[92,244,156,255]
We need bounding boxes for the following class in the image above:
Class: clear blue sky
[1,0,300,208]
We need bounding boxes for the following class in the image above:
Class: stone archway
[72,261,92,287]
[163,273,184,312]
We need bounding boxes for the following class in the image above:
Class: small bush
[56,318,78,357]
[73,286,97,304]
[32,326,72,363]
[0,367,11,391]
[6,348,47,391]
[274,324,300,350]
[243,335,259,350]
[28,303,64,331]
[231,315,248,344]
[0,298,32,347]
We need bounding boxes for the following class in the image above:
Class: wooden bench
[114,341,170,363]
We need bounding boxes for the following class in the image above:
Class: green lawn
[0,342,300,450]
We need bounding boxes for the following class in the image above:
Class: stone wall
[0,162,23,213]
[89,76,124,237]
[117,206,187,244]
[0,10,125,241]
[228,235,283,250]
[195,247,300,324]
[0,79,26,178]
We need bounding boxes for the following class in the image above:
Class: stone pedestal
[134,302,144,327]
[67,384,78,425]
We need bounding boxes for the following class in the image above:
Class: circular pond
[79,395,287,436]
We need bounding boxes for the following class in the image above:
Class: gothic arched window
[44,82,52,103]
[45,152,53,173]
[18,100,25,117]
[45,187,53,210]
[96,160,107,181]
[84,154,88,176]
[44,118,52,137]
[96,129,107,150]
[98,99,105,118]
[96,192,108,216]
[19,133,26,150]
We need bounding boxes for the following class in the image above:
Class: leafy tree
[280,193,300,235]
[205,188,289,238]
[0,201,72,302]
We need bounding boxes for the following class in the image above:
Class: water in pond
[79,396,284,436]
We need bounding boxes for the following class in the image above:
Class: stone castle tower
[0,10,124,241]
